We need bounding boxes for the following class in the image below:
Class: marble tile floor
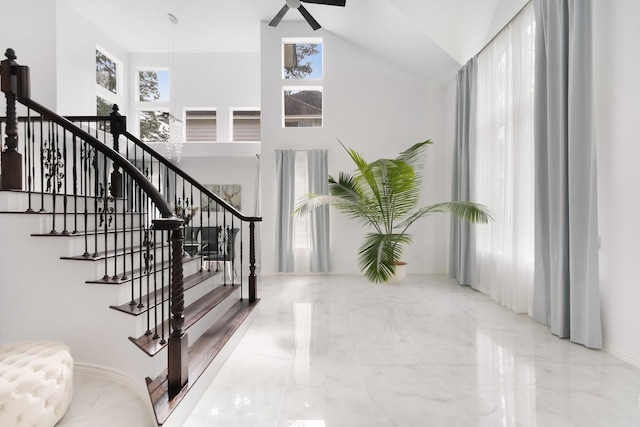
[183,274,640,427]
[58,274,640,426]
[57,368,154,427]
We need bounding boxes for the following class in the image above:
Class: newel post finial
[5,48,16,61]
[1,47,23,190]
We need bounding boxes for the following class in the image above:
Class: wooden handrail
[121,130,262,223]
[17,97,175,219]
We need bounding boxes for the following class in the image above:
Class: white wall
[0,0,128,115]
[56,0,128,115]
[593,0,640,364]
[127,52,260,143]
[0,0,57,110]
[260,22,451,275]
[176,156,260,218]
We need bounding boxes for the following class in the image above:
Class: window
[232,110,261,141]
[283,88,322,128]
[138,70,169,102]
[293,151,310,251]
[95,47,121,121]
[473,4,535,313]
[282,38,323,128]
[136,69,171,142]
[283,40,323,79]
[185,110,216,142]
[96,96,112,131]
[139,110,170,142]
[96,48,118,94]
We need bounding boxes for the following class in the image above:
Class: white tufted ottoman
[0,341,74,427]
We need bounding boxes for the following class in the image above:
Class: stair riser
[0,191,139,214]
[110,258,206,304]
[79,251,201,284]
[37,211,148,235]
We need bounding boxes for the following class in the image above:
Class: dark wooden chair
[199,226,222,257]
[202,227,239,281]
[183,226,201,256]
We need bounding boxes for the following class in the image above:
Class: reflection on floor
[57,274,640,426]
[184,274,640,427]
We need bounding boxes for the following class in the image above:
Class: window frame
[281,37,324,129]
[137,109,171,143]
[282,37,323,80]
[231,108,261,142]
[184,108,218,142]
[136,68,170,104]
[95,46,122,117]
[282,86,323,128]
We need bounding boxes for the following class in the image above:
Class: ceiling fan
[269,0,346,31]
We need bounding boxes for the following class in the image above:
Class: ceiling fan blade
[302,0,346,6]
[269,5,290,27]
[298,5,321,30]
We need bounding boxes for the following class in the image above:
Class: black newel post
[249,221,257,302]
[153,217,188,395]
[1,48,30,190]
[109,104,126,198]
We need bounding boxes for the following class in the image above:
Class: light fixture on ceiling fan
[269,0,346,31]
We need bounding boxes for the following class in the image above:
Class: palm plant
[295,140,492,283]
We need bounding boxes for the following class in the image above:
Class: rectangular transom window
[283,89,322,128]
[138,70,170,102]
[232,110,261,141]
[185,110,217,142]
[283,38,323,79]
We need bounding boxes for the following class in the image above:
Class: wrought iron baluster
[72,135,78,233]
[39,118,45,212]
[160,229,166,345]
[152,228,159,340]
[82,140,89,257]
[62,130,69,234]
[25,110,33,212]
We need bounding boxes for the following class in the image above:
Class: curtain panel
[275,149,296,272]
[449,57,478,288]
[307,149,331,273]
[474,4,536,314]
[532,0,602,348]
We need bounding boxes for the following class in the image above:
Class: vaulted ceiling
[62,0,528,83]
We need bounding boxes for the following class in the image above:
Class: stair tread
[129,284,240,356]
[31,223,146,238]
[109,269,219,315]
[86,253,200,285]
[61,242,162,261]
[145,299,260,425]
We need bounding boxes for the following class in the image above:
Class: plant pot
[386,261,407,284]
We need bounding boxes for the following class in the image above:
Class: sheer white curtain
[278,149,331,274]
[474,4,536,314]
[293,151,311,272]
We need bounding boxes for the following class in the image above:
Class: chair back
[203,227,239,261]
[183,226,200,243]
[200,226,222,255]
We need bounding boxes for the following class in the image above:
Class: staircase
[0,49,261,426]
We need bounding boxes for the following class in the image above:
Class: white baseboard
[602,341,640,369]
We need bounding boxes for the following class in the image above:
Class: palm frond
[396,140,433,169]
[397,201,494,232]
[358,233,412,283]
